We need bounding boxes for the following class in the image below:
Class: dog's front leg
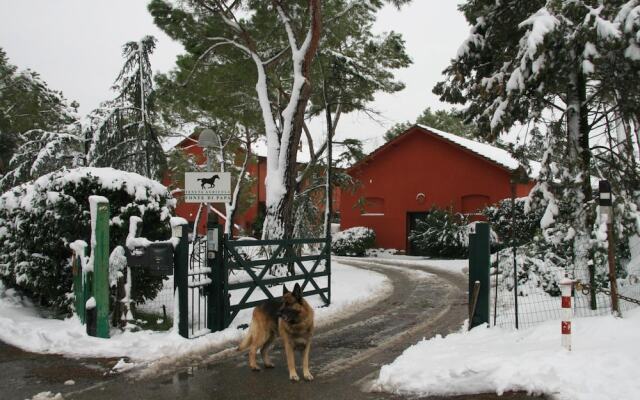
[302,340,313,381]
[282,337,299,381]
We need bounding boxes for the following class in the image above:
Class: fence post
[173,220,189,339]
[71,244,86,324]
[468,222,490,329]
[327,236,332,305]
[560,275,574,351]
[599,180,621,315]
[84,267,94,333]
[219,228,229,329]
[89,196,110,339]
[208,215,225,332]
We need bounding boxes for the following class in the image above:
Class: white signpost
[185,172,232,203]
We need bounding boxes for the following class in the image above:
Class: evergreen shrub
[408,208,470,258]
[0,167,175,312]
[332,227,376,256]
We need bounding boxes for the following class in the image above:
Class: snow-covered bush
[0,167,175,312]
[409,208,470,259]
[483,198,544,248]
[332,227,376,257]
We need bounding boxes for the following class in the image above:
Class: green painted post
[173,222,189,338]
[468,222,490,329]
[92,197,110,339]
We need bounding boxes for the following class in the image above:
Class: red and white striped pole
[560,275,574,351]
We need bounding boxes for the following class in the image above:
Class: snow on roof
[161,122,199,152]
[162,134,194,152]
[416,124,521,171]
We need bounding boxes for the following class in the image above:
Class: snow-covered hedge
[482,198,543,247]
[332,227,376,257]
[0,167,175,312]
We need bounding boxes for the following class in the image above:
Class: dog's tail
[237,325,253,352]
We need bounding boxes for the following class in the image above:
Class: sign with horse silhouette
[185,172,232,203]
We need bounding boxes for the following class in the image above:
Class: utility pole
[599,180,620,315]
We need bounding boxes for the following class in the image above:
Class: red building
[339,125,536,254]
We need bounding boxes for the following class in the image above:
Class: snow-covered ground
[374,309,640,400]
[0,260,390,364]
[357,251,469,275]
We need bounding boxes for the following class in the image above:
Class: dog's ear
[293,283,302,302]
[283,284,289,295]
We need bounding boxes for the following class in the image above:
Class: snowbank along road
[36,260,546,400]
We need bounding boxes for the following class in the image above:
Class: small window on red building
[361,197,385,216]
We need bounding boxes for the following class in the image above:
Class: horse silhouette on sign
[197,174,220,189]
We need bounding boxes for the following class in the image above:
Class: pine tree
[86,36,166,179]
[1,127,84,188]
[435,0,640,274]
[0,48,78,189]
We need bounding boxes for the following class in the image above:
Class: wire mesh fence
[491,241,640,330]
[134,275,175,330]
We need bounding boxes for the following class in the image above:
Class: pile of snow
[374,310,640,400]
[0,261,389,363]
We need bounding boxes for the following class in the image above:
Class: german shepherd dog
[238,283,315,381]
[197,174,219,189]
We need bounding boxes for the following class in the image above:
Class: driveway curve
[62,258,545,400]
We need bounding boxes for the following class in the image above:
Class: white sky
[0,1,471,153]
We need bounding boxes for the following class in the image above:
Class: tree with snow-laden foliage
[0,48,80,190]
[85,36,166,179]
[435,0,640,280]
[149,0,411,240]
[0,127,84,189]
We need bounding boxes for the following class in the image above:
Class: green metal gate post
[91,197,110,339]
[468,222,490,329]
[173,222,189,338]
[208,216,226,332]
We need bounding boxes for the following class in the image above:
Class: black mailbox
[147,243,174,277]
[125,243,174,277]
[126,246,148,267]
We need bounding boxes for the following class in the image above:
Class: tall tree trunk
[567,67,592,279]
[262,0,322,240]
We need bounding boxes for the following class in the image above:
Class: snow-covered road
[48,258,485,400]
